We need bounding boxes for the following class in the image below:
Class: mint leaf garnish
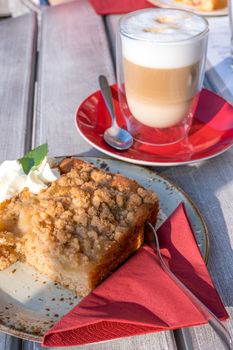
[19,157,35,175]
[18,144,48,175]
[25,144,48,167]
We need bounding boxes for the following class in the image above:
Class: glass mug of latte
[116,9,209,145]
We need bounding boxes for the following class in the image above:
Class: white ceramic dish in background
[0,157,209,342]
[148,0,228,16]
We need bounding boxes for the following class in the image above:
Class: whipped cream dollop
[0,157,60,203]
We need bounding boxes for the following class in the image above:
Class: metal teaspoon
[98,75,133,150]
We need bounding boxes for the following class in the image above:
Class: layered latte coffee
[120,9,208,129]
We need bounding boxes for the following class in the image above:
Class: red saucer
[75,85,233,166]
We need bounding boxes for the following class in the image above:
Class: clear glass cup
[116,8,209,146]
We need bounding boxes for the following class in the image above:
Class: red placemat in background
[89,0,154,14]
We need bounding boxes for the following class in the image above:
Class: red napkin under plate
[89,0,154,15]
[43,203,228,347]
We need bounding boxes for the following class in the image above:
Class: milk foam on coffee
[120,9,208,128]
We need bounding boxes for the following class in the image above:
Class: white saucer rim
[147,0,228,16]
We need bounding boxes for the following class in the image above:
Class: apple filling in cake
[0,158,159,296]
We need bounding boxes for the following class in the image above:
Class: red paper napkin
[89,0,154,15]
[43,203,228,347]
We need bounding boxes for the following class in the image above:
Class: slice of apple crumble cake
[0,158,159,296]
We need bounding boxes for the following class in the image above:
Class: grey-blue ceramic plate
[0,157,209,342]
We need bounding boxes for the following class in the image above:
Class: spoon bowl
[104,126,133,150]
[99,75,133,151]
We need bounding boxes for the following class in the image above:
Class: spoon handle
[98,75,116,126]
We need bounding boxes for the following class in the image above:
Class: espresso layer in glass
[123,58,201,128]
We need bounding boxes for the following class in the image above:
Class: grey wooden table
[0,1,233,349]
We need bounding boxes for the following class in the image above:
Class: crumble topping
[0,231,20,269]
[0,160,157,271]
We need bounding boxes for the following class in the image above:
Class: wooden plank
[161,154,233,349]
[35,0,115,157]
[0,13,37,161]
[0,334,22,350]
[22,339,38,350]
[106,13,194,350]
[31,2,176,350]
[106,13,233,350]
[0,12,37,350]
[160,16,233,350]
